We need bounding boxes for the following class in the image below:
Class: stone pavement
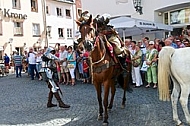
[0,73,188,126]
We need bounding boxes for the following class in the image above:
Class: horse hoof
[102,122,108,126]
[107,106,112,109]
[176,122,183,126]
[121,104,125,109]
[97,115,103,120]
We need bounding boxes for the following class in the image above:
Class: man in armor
[40,47,70,108]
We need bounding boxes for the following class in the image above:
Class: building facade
[0,0,44,59]
[45,0,76,47]
[81,0,190,40]
[0,0,80,60]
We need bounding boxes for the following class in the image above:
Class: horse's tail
[158,46,175,101]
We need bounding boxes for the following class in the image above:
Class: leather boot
[54,92,70,108]
[47,91,57,108]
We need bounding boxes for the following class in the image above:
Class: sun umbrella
[109,16,173,38]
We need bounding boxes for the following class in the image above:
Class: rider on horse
[78,11,133,93]
[79,11,130,61]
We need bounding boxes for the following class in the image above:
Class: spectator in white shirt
[28,47,39,80]
[59,46,69,84]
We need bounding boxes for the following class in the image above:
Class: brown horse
[76,14,132,125]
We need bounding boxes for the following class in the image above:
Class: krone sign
[0,8,27,20]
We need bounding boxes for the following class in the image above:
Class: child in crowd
[83,58,89,83]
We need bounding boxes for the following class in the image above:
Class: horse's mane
[98,36,105,51]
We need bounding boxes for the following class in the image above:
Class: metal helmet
[44,47,59,60]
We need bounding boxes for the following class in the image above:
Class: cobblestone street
[0,73,188,126]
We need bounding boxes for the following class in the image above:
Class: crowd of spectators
[7,44,91,86]
[3,29,190,89]
[126,34,190,89]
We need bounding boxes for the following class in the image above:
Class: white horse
[158,46,190,126]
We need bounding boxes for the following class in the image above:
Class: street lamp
[133,0,143,15]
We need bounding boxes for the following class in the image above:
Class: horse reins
[91,36,106,65]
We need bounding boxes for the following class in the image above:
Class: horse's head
[76,14,96,52]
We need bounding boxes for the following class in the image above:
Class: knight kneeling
[40,47,70,108]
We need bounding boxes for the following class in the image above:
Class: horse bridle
[80,23,107,65]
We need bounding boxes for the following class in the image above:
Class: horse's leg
[121,89,126,109]
[103,81,110,125]
[94,82,103,120]
[179,84,190,125]
[121,74,129,108]
[108,80,115,110]
[171,78,182,125]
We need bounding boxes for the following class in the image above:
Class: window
[78,9,82,18]
[0,51,2,60]
[0,20,2,35]
[32,23,40,37]
[47,26,51,38]
[46,6,49,14]
[12,0,21,9]
[67,28,72,38]
[15,47,23,56]
[169,8,190,25]
[13,22,23,36]
[164,13,168,25]
[66,9,71,17]
[31,0,38,12]
[58,28,64,38]
[56,8,62,16]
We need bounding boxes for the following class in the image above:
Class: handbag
[132,60,140,67]
[132,50,140,67]
[67,63,75,69]
[140,61,148,72]
[140,49,155,71]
